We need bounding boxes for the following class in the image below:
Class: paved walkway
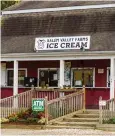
[1,128,115,136]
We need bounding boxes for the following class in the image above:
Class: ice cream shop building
[1,1,115,109]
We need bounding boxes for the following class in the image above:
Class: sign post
[32,98,48,125]
[99,97,106,124]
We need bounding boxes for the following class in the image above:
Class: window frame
[38,68,59,88]
[71,67,95,88]
[107,67,110,88]
[6,68,27,87]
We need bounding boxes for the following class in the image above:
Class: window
[72,68,94,87]
[107,67,110,87]
[7,69,27,86]
[39,69,58,87]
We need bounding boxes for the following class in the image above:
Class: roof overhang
[1,51,115,61]
[2,4,115,15]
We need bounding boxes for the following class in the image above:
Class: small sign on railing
[32,99,45,111]
[99,100,106,106]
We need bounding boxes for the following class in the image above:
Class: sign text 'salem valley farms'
[35,36,90,51]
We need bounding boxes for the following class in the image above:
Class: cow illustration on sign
[35,39,46,51]
[37,39,46,49]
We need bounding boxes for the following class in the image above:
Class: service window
[72,68,94,87]
[7,69,27,86]
[39,69,58,87]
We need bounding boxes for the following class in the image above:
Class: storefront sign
[99,100,106,106]
[32,99,45,111]
[35,36,90,51]
[98,69,104,74]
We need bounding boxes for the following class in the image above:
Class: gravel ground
[1,129,115,136]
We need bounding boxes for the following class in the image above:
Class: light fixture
[80,45,85,52]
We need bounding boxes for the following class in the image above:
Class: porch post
[59,60,64,97]
[110,58,115,99]
[13,60,18,108]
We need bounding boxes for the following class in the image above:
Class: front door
[39,70,48,87]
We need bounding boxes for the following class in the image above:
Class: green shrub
[26,108,33,114]
[6,108,49,124]
[17,118,27,123]
[103,117,115,124]
[26,117,38,124]
[17,110,25,118]
[18,110,30,119]
[9,116,18,122]
[31,111,38,118]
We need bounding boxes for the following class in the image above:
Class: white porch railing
[0,88,59,118]
[99,96,115,124]
[0,89,33,118]
[0,87,85,120]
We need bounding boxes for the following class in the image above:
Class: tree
[1,0,20,10]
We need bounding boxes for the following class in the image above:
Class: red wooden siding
[1,88,30,99]
[86,88,110,109]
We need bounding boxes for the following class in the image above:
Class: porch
[1,58,115,109]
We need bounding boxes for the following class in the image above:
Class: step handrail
[48,90,84,105]
[45,87,85,124]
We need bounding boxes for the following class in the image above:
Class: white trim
[1,51,115,61]
[110,58,115,99]
[2,51,115,57]
[71,67,95,87]
[93,67,95,88]
[1,55,115,62]
[6,68,27,87]
[37,68,59,88]
[60,60,64,88]
[1,63,7,87]
[2,4,115,15]
[13,60,18,107]
[1,86,110,89]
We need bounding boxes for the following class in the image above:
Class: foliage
[37,112,45,119]
[26,108,33,114]
[16,110,29,119]
[103,117,115,124]
[31,111,39,118]
[0,118,9,123]
[1,0,20,10]
[8,113,18,122]
[9,116,18,122]
[6,108,49,124]
[26,117,38,124]
[37,117,45,125]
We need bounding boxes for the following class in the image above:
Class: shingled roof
[1,1,115,54]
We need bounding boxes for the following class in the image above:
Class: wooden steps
[49,110,99,129]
